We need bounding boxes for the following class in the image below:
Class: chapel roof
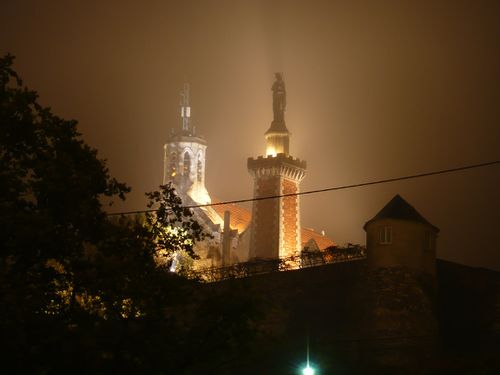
[211,200,252,234]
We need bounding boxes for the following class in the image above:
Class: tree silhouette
[0,55,207,372]
[0,54,267,374]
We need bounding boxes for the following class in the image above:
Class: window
[183,152,191,176]
[169,152,177,177]
[197,158,202,182]
[379,226,392,244]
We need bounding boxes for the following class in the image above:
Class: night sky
[1,0,499,269]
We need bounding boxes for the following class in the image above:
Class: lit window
[379,226,392,244]
[169,152,177,177]
[183,152,191,176]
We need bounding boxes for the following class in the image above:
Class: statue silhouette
[272,72,286,123]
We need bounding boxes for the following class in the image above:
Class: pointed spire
[180,83,192,134]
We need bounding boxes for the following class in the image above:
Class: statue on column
[272,72,286,123]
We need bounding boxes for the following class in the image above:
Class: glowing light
[188,184,212,205]
[169,251,180,272]
[266,145,277,157]
[302,336,315,375]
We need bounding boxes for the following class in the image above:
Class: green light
[302,333,315,375]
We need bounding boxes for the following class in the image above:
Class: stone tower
[248,73,306,260]
[364,194,439,276]
[163,83,211,205]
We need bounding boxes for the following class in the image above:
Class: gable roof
[364,194,439,232]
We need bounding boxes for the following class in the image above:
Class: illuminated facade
[163,80,331,270]
[163,84,250,268]
[248,73,307,260]
[163,83,211,205]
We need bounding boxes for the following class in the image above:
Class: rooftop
[211,199,335,249]
[364,194,439,232]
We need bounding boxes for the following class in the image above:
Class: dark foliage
[0,55,263,373]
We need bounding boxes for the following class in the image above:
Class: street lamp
[302,334,315,375]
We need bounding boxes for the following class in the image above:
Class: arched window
[183,151,191,176]
[169,152,177,177]
[197,156,203,182]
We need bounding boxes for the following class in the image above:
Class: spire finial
[180,83,191,133]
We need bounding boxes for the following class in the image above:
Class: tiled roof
[364,194,439,232]
[211,199,335,249]
[301,227,336,250]
[211,200,252,234]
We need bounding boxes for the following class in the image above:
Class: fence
[192,244,366,282]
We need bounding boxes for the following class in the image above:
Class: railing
[192,244,366,282]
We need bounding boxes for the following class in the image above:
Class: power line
[106,160,500,216]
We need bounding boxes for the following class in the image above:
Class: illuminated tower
[163,83,211,205]
[248,73,306,260]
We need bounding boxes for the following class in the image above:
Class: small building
[364,194,439,276]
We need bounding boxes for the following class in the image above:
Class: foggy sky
[1,0,499,269]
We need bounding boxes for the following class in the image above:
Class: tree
[0,53,129,318]
[0,55,206,370]
[145,183,207,272]
[83,183,208,320]
[0,54,265,374]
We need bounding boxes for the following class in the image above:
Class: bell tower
[248,73,306,260]
[163,83,211,205]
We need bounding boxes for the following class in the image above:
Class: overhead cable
[106,159,499,216]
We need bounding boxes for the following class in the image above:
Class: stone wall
[281,179,299,258]
[250,176,280,259]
